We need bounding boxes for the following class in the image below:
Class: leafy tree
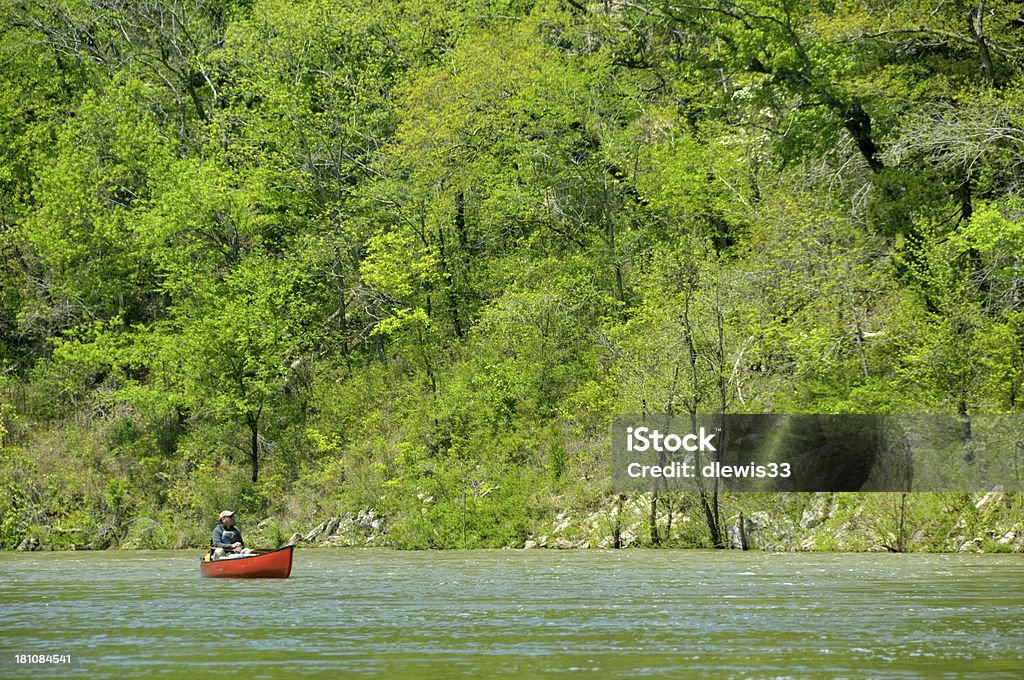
[164,256,312,482]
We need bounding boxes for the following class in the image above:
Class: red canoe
[199,545,294,578]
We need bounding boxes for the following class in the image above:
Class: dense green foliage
[1,0,1023,550]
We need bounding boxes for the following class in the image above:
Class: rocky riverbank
[283,509,388,548]
[261,491,1024,554]
[12,492,1023,553]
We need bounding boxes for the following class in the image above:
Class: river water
[1,549,1021,678]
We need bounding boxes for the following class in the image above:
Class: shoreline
[10,489,1023,555]
[6,544,1024,554]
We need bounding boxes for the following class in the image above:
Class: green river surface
[1,549,1022,678]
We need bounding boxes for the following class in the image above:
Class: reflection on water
[1,549,1022,678]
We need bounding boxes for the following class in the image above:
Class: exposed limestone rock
[975,490,1005,513]
[727,515,756,550]
[324,517,340,536]
[304,521,327,542]
[15,537,41,551]
[996,530,1018,546]
[800,494,833,529]
[958,537,983,553]
[355,509,384,533]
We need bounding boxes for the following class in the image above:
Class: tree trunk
[649,491,660,546]
[437,218,464,339]
[965,4,995,87]
[612,493,626,548]
[841,101,883,172]
[958,403,975,463]
[682,280,727,548]
[246,411,260,483]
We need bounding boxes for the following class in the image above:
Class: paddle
[205,546,282,555]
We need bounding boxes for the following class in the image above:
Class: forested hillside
[2,0,1023,551]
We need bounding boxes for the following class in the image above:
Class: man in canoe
[211,510,253,559]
